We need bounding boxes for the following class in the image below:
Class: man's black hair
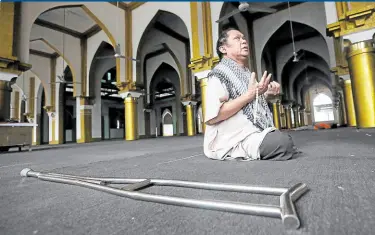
[216,27,239,60]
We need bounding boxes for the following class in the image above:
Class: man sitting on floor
[203,28,298,161]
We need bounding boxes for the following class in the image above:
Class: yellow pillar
[124,96,138,141]
[279,106,286,129]
[284,105,293,129]
[77,97,92,143]
[199,78,208,133]
[346,40,375,128]
[0,2,16,61]
[272,101,281,129]
[189,2,215,134]
[183,101,196,136]
[343,79,357,126]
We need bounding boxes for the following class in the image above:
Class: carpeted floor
[0,127,374,235]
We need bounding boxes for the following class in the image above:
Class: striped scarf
[208,57,274,130]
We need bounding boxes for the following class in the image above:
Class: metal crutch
[20,168,308,229]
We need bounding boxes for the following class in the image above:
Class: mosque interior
[0,1,375,234]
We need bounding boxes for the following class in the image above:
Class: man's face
[220,30,249,60]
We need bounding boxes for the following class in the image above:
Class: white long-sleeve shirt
[203,76,275,161]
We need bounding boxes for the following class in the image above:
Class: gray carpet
[0,127,374,235]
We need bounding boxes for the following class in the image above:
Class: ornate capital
[119,90,143,99]
[182,100,198,106]
[42,106,56,119]
[281,101,293,109]
[189,56,219,75]
[116,80,145,99]
[181,93,198,106]
[116,81,133,91]
[327,5,375,38]
[43,105,54,113]
[24,112,34,123]
[333,66,349,76]
[267,94,281,103]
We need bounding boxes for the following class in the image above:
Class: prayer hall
[1,2,374,234]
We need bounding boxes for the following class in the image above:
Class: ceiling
[29,6,101,58]
[38,7,96,33]
[29,2,297,59]
[29,2,145,58]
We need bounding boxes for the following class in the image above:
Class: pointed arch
[261,20,329,88]
[136,9,191,98]
[149,62,181,108]
[88,41,115,98]
[254,2,335,78]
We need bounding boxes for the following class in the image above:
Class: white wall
[29,54,51,106]
[210,2,225,59]
[87,30,112,95]
[30,24,82,95]
[324,2,338,24]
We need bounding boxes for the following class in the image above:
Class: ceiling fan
[56,75,73,84]
[216,2,277,23]
[285,2,302,63]
[292,50,305,63]
[95,2,139,62]
[95,43,139,62]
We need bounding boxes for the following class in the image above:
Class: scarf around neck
[207,57,274,130]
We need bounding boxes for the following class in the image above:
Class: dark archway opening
[61,66,76,143]
[101,66,124,139]
[40,89,49,145]
[149,63,181,137]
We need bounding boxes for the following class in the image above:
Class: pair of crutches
[20,168,308,230]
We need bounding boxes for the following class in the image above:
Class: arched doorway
[40,89,49,144]
[88,41,122,140]
[161,109,173,136]
[58,66,76,143]
[149,63,181,137]
[312,88,334,123]
[101,67,124,139]
[136,10,190,138]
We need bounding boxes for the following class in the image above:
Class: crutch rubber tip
[282,215,300,230]
[20,168,31,177]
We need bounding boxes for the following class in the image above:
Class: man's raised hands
[247,71,272,96]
